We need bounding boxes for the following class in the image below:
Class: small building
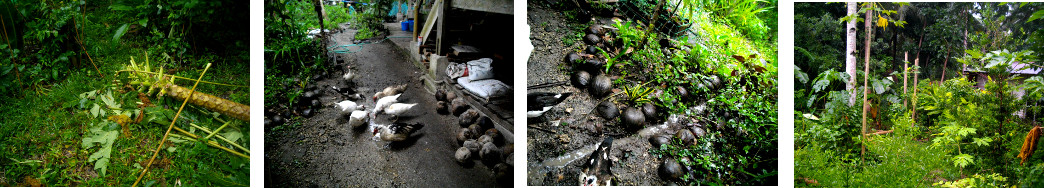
[963,62,1042,118]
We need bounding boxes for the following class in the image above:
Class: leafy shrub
[934,173,1008,188]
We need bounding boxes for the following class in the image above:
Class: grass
[796,134,959,187]
[0,3,249,187]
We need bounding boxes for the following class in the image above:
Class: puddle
[527,141,600,183]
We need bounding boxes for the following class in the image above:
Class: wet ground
[265,25,506,187]
[526,2,670,186]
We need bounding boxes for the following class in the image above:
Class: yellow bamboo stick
[188,122,250,154]
[205,120,231,139]
[169,128,250,159]
[133,63,211,187]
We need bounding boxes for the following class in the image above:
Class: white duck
[383,103,417,117]
[343,70,356,82]
[334,100,364,112]
[347,110,369,128]
[373,94,401,114]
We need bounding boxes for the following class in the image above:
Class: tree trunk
[847,2,859,106]
[314,0,327,46]
[861,4,873,160]
[941,48,949,82]
[164,84,250,121]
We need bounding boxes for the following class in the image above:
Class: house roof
[962,62,1041,75]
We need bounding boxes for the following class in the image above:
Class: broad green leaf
[222,131,244,143]
[871,79,885,94]
[93,158,110,176]
[168,136,189,143]
[1028,10,1044,22]
[90,104,100,118]
[136,18,149,28]
[965,49,983,58]
[113,23,129,42]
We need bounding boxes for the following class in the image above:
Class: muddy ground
[265,25,508,187]
[526,2,672,186]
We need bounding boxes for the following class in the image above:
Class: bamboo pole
[903,52,908,109]
[188,122,250,154]
[861,3,872,161]
[133,63,211,187]
[170,126,250,158]
[205,120,231,139]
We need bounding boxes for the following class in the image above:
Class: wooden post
[913,57,919,122]
[861,4,872,161]
[435,0,445,55]
[903,52,908,109]
[314,0,327,48]
[913,25,924,122]
[413,0,420,39]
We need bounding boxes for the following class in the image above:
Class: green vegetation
[351,1,390,40]
[796,2,1044,187]
[0,0,249,186]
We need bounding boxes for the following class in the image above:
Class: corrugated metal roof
[962,62,1041,75]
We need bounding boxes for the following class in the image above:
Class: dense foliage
[0,0,250,186]
[796,2,1044,187]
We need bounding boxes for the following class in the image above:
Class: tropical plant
[620,82,654,106]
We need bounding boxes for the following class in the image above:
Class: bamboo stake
[861,3,872,162]
[169,127,250,158]
[188,122,250,154]
[133,63,211,187]
[903,52,908,109]
[205,120,231,139]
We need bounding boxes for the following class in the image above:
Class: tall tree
[861,2,873,159]
[847,2,858,106]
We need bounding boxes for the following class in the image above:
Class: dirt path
[265,27,500,187]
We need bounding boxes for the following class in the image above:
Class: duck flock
[330,65,513,183]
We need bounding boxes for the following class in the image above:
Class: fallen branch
[864,130,893,136]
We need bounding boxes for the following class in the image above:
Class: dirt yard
[264,26,507,187]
